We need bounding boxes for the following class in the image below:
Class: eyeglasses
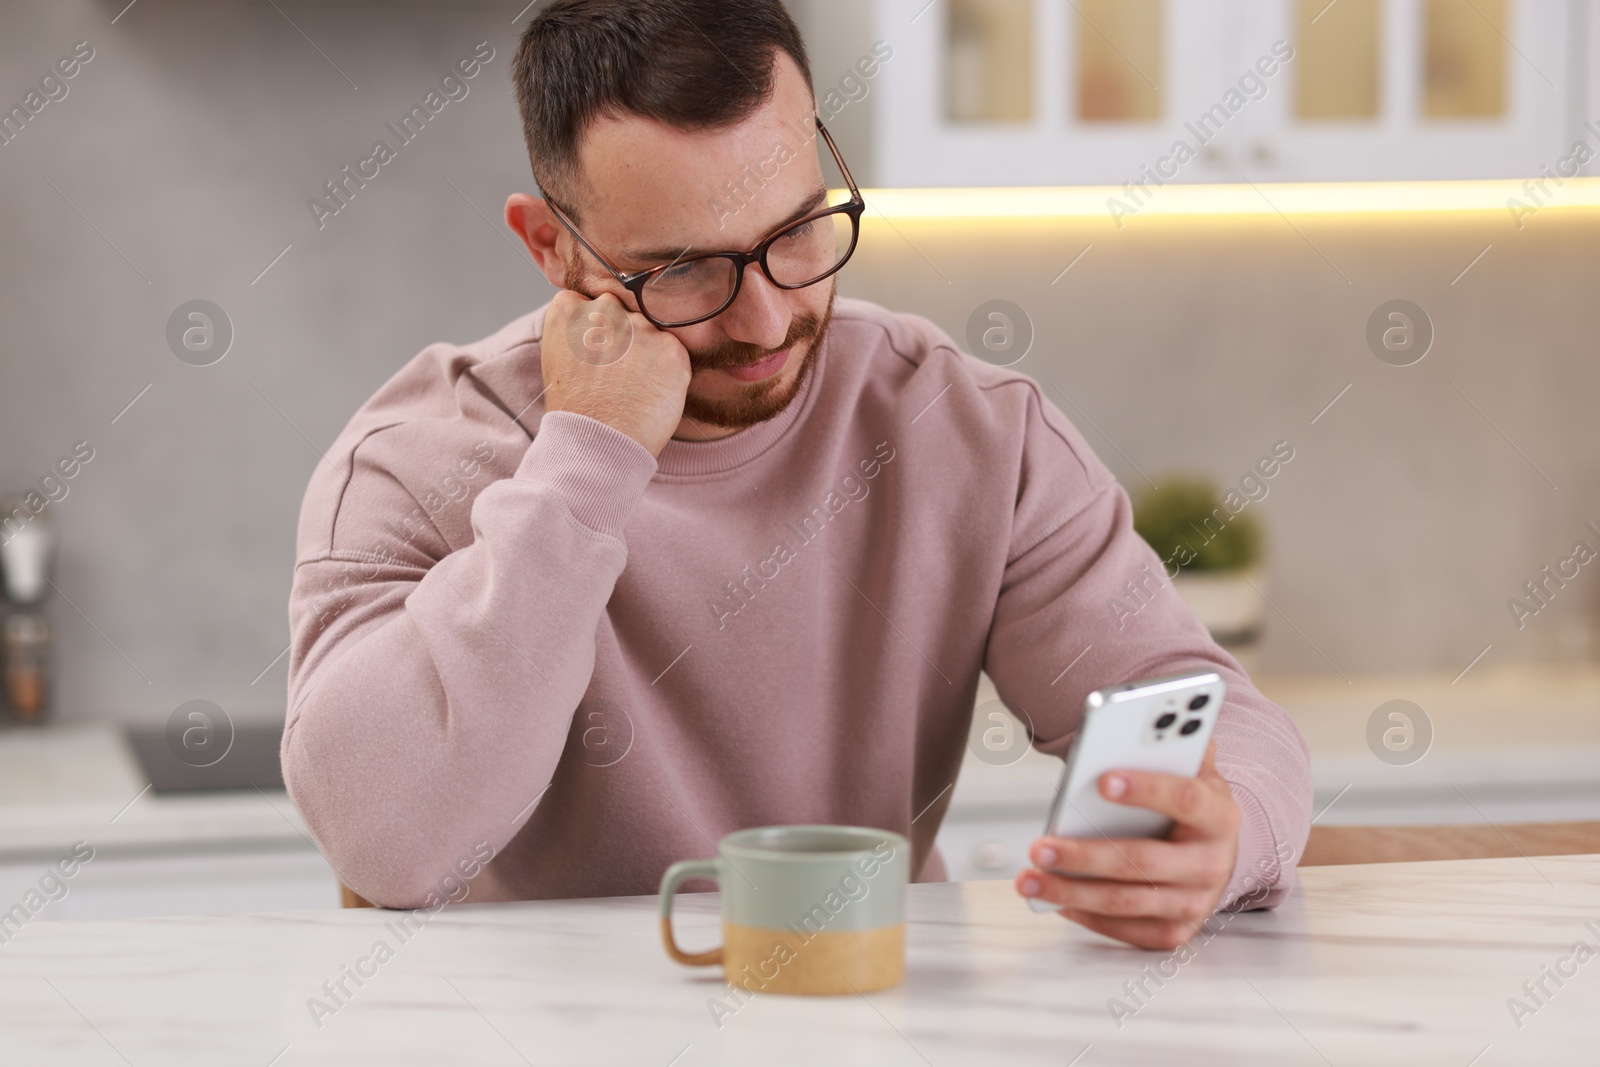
[544,115,865,329]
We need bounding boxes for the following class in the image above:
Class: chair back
[1302,821,1600,865]
[340,883,375,908]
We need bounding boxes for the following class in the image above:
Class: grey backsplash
[0,2,1594,725]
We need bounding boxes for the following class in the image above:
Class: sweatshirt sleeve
[980,382,1312,911]
[281,411,657,906]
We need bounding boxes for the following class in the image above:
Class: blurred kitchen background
[1,0,1597,917]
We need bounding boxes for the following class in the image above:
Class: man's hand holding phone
[541,289,692,458]
[1015,741,1242,950]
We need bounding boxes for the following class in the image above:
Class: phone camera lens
[1180,718,1202,735]
[1188,693,1210,711]
[1155,712,1177,729]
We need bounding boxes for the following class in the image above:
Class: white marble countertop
[0,722,311,862]
[2,854,1595,1064]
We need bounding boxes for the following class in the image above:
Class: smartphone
[1026,669,1224,912]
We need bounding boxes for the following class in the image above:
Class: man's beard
[682,288,832,431]
[561,260,832,432]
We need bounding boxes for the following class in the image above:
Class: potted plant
[1133,476,1267,668]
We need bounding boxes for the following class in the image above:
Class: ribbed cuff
[1219,781,1282,911]
[519,411,658,540]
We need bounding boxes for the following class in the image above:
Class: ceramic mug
[658,824,911,995]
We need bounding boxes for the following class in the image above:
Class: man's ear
[505,193,568,289]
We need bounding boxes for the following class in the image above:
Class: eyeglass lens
[638,208,856,325]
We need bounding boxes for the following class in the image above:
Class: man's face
[559,52,836,431]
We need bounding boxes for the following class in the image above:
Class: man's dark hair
[512,0,812,215]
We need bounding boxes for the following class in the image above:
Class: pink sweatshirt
[282,296,1312,910]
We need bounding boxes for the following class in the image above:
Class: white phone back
[1028,670,1224,912]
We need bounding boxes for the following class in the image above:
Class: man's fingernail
[1037,845,1058,867]
[1104,774,1128,798]
[1020,877,1041,896]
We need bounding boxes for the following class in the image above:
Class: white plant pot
[1171,567,1267,648]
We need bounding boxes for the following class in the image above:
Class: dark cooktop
[123,721,286,794]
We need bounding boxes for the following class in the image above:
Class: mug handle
[658,858,723,967]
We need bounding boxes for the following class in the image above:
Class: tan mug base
[720,920,905,996]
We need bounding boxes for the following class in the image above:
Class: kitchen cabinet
[5,664,1597,921]
[872,0,1582,186]
[0,722,337,924]
[0,846,336,924]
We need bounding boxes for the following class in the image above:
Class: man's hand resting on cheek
[542,289,692,458]
[1015,742,1242,950]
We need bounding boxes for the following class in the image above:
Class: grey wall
[845,210,1600,677]
[2,1,550,725]
[0,1,1595,727]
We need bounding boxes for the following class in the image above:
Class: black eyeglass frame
[543,115,866,329]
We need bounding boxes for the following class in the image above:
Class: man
[283,0,1311,951]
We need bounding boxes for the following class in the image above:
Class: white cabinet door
[1259,0,1574,181]
[876,0,1193,186]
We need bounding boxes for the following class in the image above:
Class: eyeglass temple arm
[543,196,629,280]
[813,114,862,201]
